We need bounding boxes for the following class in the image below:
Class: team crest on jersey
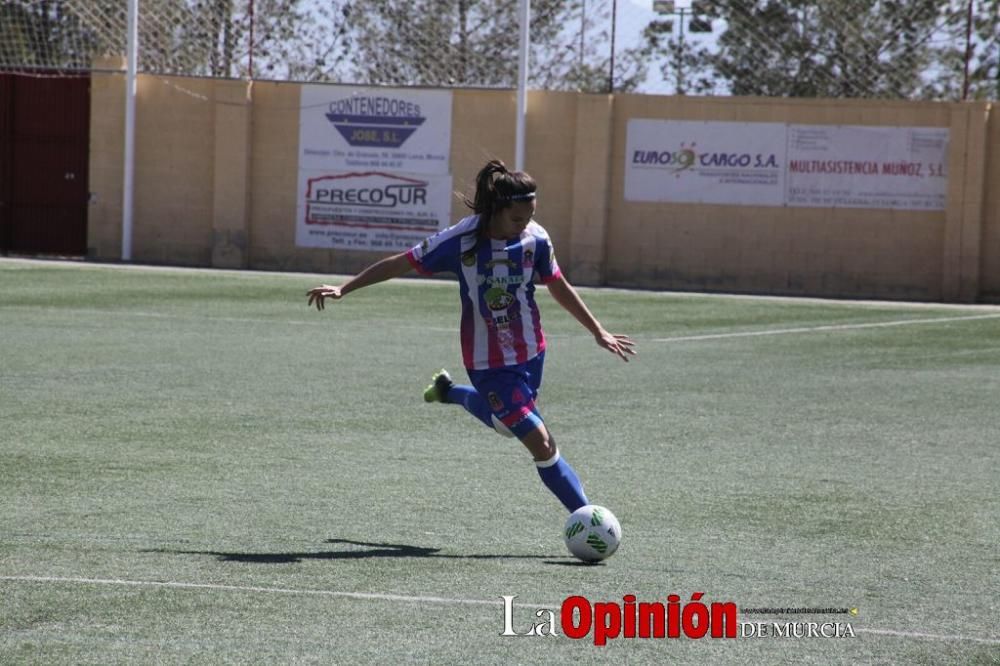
[488,392,504,410]
[485,286,515,311]
[522,249,534,268]
[462,250,477,266]
[486,259,517,271]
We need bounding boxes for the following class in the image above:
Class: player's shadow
[147,538,565,564]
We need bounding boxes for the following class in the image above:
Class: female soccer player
[307,160,636,512]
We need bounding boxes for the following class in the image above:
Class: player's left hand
[596,331,637,362]
[307,284,342,310]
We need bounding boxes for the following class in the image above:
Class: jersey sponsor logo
[481,275,524,288]
[325,96,425,148]
[486,313,519,330]
[487,392,504,411]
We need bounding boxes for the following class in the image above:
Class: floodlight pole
[608,0,617,92]
[676,7,687,95]
[515,0,529,171]
[122,0,138,261]
[962,0,973,100]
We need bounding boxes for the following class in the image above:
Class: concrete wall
[87,75,998,302]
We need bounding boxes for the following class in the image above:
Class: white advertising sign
[299,85,452,174]
[625,119,786,205]
[625,119,949,211]
[296,170,453,252]
[786,125,948,210]
[297,85,454,251]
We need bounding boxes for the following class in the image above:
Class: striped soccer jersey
[406,214,562,370]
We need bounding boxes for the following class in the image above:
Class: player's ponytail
[464,159,537,243]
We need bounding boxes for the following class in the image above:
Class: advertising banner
[625,119,786,206]
[625,119,948,211]
[786,125,948,210]
[297,85,454,250]
[296,170,453,252]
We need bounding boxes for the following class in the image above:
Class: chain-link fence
[1,0,998,99]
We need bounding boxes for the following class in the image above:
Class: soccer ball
[564,505,621,562]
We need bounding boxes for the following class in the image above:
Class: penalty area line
[2,575,999,645]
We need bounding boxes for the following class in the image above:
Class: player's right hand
[307,284,342,310]
[595,330,637,362]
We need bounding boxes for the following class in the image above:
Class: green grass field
[2,258,998,665]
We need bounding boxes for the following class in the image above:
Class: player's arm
[307,251,413,310]
[545,274,637,362]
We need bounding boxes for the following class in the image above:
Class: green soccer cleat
[423,369,454,403]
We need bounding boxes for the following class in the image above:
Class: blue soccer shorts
[466,352,545,439]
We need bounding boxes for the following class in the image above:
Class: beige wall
[981,107,1000,301]
[88,76,998,303]
[87,69,124,259]
[606,95,973,301]
[90,73,215,265]
[134,77,216,265]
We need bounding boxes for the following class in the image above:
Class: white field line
[649,313,1000,343]
[1,306,307,325]
[0,574,500,607]
[0,305,458,333]
[0,257,455,288]
[0,305,459,332]
[4,307,999,343]
[2,575,999,646]
[4,256,1000,312]
[855,627,1000,645]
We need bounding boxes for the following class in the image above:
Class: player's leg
[424,369,498,431]
[480,364,588,512]
[443,383,497,430]
[512,416,589,513]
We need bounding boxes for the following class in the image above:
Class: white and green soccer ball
[564,505,621,562]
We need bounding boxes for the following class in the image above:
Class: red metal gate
[0,74,90,256]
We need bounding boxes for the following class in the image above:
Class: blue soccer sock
[536,450,589,512]
[445,384,494,430]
